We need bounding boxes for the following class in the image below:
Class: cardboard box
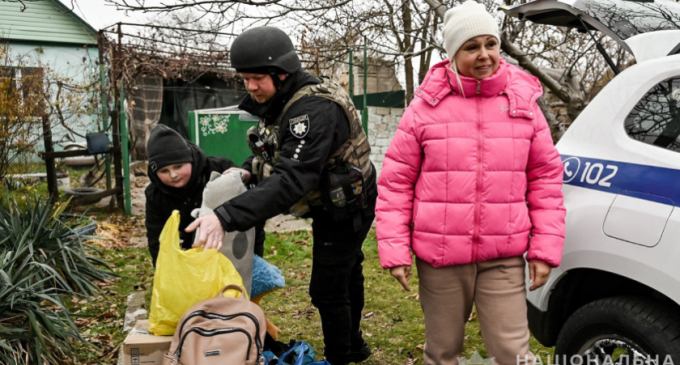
[121,320,172,365]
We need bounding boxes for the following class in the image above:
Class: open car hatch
[500,0,680,63]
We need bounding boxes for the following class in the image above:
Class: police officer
[186,26,376,365]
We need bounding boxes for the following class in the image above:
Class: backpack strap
[218,284,247,299]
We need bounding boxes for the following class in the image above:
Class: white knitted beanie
[442,1,501,61]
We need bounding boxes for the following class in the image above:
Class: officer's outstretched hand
[186,214,225,252]
[390,265,412,292]
[223,168,252,184]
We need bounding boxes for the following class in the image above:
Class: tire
[64,156,96,167]
[63,143,96,167]
[64,187,105,205]
[556,296,680,364]
[63,187,104,197]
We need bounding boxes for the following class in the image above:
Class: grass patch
[261,230,554,364]
[73,224,554,364]
[70,247,155,364]
[1,164,103,209]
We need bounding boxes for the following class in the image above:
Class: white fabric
[442,1,501,61]
[192,171,256,295]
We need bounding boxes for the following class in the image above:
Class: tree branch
[500,34,571,102]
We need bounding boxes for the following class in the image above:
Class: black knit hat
[147,124,193,173]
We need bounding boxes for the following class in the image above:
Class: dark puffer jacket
[144,142,235,266]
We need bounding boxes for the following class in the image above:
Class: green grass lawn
[72,226,554,365]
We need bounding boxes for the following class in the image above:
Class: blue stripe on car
[561,154,680,206]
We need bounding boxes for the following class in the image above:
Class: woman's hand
[224,167,252,184]
[390,265,413,291]
[529,261,551,291]
[186,214,225,251]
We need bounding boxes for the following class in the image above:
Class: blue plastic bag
[263,340,328,365]
[280,341,316,365]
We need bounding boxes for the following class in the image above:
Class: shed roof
[0,0,98,46]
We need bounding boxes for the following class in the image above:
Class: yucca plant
[0,194,115,297]
[2,176,24,191]
[0,193,116,364]
[0,238,82,365]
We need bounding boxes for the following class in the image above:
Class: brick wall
[367,106,404,176]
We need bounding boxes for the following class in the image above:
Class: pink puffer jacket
[376,59,565,269]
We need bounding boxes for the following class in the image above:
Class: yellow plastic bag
[149,210,246,335]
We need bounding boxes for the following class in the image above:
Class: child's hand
[529,261,551,291]
[186,214,225,251]
[390,265,413,291]
[223,168,252,183]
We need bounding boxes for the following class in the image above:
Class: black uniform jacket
[145,142,235,266]
[215,70,373,232]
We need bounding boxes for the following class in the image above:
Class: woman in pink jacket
[376,2,566,364]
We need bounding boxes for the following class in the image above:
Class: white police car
[501,0,680,362]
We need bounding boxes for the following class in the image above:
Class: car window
[625,77,680,151]
[574,0,680,40]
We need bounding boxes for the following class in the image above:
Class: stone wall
[335,56,403,95]
[367,106,404,176]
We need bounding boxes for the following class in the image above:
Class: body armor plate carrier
[247,77,373,217]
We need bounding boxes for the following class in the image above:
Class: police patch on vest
[289,115,310,139]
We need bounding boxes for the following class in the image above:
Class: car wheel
[556,296,680,364]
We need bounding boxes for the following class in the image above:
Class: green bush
[0,195,114,296]
[0,241,81,365]
[0,194,115,364]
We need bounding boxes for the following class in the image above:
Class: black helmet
[230,26,301,74]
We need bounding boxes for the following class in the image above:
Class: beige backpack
[162,285,266,365]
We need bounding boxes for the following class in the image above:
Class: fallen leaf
[99,344,119,361]
[75,319,91,328]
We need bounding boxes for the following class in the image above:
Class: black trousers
[254,223,266,257]
[309,209,374,364]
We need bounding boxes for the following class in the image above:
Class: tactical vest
[247,77,373,217]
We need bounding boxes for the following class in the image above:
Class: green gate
[188,106,259,167]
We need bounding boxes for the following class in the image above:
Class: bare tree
[295,0,443,101]
[104,0,680,136]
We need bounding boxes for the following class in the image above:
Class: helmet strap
[268,67,284,90]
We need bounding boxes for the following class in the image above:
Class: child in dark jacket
[144,124,264,266]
